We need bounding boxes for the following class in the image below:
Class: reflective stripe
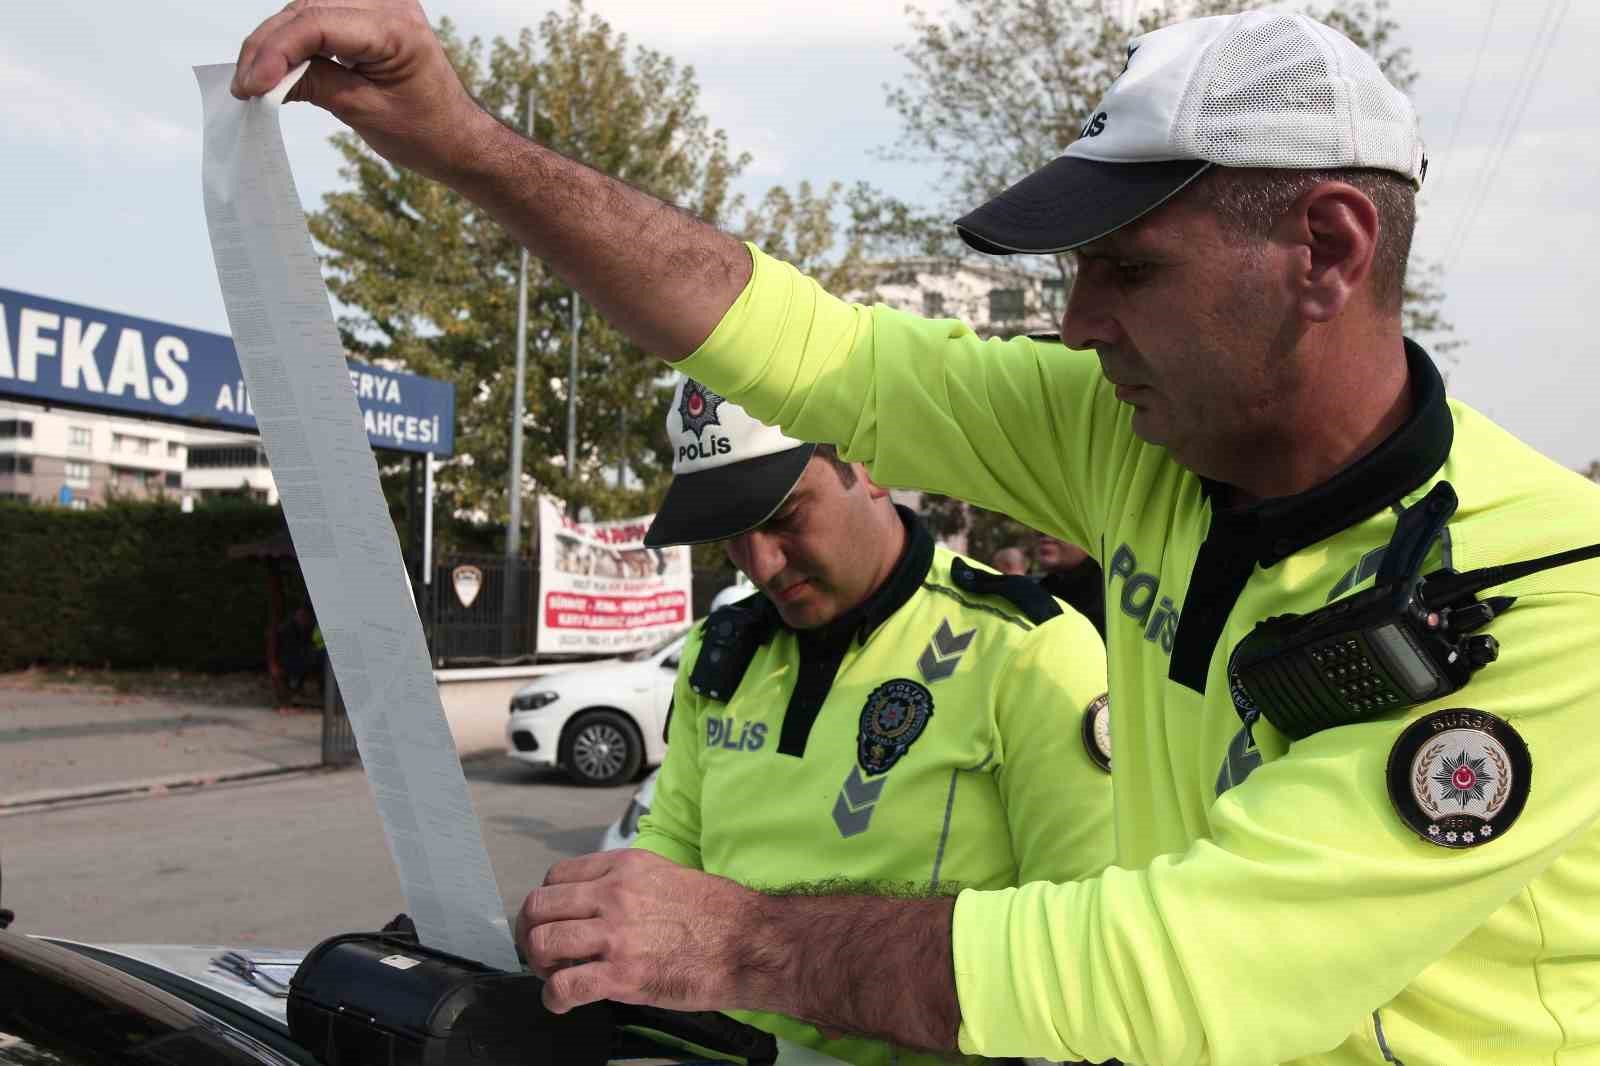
[1372,1010,1404,1065]
[930,753,994,890]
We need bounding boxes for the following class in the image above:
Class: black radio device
[1229,482,1600,741]
[689,596,779,703]
[287,926,779,1065]
[287,931,612,1066]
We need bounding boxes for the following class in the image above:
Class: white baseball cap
[955,10,1426,255]
[642,376,815,548]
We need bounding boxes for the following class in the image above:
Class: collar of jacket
[1197,338,1454,566]
[1166,339,1454,692]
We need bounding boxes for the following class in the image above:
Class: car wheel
[562,710,643,787]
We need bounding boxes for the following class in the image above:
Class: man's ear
[1283,182,1379,323]
[860,465,893,500]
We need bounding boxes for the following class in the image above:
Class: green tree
[312,1,864,553]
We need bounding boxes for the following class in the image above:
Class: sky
[3,0,1597,469]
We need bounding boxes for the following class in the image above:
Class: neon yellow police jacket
[672,246,1600,1066]
[634,511,1115,1066]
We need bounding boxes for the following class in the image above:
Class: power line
[1433,0,1500,179]
[1441,0,1557,262]
[1442,0,1572,270]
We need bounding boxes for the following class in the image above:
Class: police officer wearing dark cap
[633,376,1112,1066]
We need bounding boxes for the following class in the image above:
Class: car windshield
[620,628,688,662]
[0,933,308,1066]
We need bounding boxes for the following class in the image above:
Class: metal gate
[319,556,539,766]
[320,654,359,767]
[425,554,540,666]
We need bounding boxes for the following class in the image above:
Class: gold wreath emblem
[1415,740,1447,815]
[1486,742,1511,813]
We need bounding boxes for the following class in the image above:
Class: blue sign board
[0,287,455,457]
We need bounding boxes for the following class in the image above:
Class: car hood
[41,937,304,1025]
[511,659,649,697]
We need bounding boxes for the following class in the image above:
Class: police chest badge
[858,679,934,776]
[1081,692,1111,773]
[1386,709,1531,849]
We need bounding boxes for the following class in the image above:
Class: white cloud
[0,45,196,161]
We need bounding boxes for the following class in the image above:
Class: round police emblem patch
[678,379,725,438]
[1081,692,1111,773]
[1386,709,1531,849]
[857,679,934,776]
[1227,669,1258,723]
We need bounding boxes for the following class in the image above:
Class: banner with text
[536,496,693,654]
[0,286,454,456]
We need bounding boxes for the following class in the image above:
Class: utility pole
[505,84,534,557]
[616,403,625,489]
[564,91,581,493]
[566,291,581,481]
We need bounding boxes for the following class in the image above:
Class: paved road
[0,757,636,948]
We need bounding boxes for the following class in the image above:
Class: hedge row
[0,499,304,671]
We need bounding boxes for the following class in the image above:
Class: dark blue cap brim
[644,444,816,548]
[955,157,1213,255]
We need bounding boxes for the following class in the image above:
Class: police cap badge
[677,380,725,439]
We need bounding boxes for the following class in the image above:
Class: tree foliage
[312,1,867,553]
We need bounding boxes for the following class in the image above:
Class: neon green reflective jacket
[634,515,1114,1066]
[672,246,1600,1066]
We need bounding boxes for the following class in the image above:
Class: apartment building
[850,256,1065,337]
[181,430,278,505]
[0,401,271,508]
[0,401,188,507]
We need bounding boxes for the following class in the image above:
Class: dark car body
[0,930,313,1064]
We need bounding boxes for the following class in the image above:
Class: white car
[505,630,686,787]
[599,768,661,851]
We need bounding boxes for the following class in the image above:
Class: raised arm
[521,584,1600,1063]
[231,0,749,359]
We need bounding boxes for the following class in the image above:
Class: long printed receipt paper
[195,62,519,971]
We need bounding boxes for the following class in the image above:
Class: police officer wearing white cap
[239,6,1600,1064]
[633,376,1112,1066]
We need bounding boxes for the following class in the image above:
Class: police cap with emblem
[643,376,816,548]
[953,11,1426,256]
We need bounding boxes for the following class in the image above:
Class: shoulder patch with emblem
[1386,708,1531,849]
[858,679,934,776]
[948,556,1061,625]
[1081,692,1111,773]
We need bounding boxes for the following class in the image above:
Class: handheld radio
[1228,482,1600,741]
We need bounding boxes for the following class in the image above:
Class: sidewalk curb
[0,763,332,816]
